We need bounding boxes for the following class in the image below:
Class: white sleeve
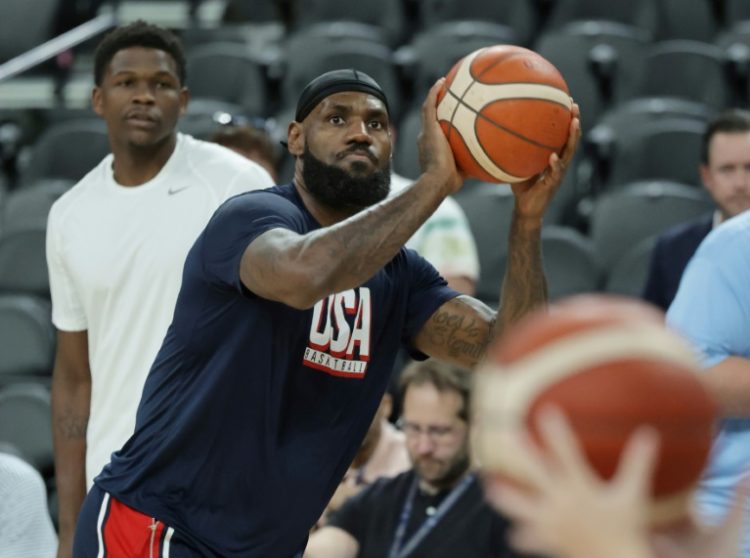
[408,197,480,281]
[46,204,87,331]
[224,159,274,198]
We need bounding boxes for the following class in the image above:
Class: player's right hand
[417,78,464,196]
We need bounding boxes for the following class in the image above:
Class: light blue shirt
[667,210,750,555]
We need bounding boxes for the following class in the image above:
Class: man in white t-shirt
[45,21,273,558]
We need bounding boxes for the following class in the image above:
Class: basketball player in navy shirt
[73,69,581,557]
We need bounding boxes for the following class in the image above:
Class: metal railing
[0,11,119,83]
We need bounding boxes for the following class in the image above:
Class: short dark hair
[399,360,472,422]
[94,20,186,86]
[211,125,280,169]
[701,109,750,164]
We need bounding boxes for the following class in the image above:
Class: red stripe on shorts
[102,496,166,557]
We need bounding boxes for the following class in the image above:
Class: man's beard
[301,145,391,212]
[414,448,471,492]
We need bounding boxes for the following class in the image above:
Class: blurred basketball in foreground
[472,295,718,525]
[436,44,572,184]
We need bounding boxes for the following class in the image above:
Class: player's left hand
[510,102,581,223]
[483,405,657,558]
[649,477,750,558]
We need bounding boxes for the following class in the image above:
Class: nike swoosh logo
[168,185,190,195]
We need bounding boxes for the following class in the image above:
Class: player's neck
[111,133,177,186]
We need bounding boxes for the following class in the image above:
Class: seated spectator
[305,360,517,558]
[0,451,58,557]
[643,109,750,310]
[211,123,281,182]
[317,390,410,527]
[391,172,479,295]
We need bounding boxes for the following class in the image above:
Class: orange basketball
[472,295,718,526]
[436,44,572,183]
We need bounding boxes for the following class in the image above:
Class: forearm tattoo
[423,298,496,366]
[57,407,88,440]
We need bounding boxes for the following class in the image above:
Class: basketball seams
[438,52,521,181]
[448,49,482,145]
[440,57,525,182]
[438,52,571,181]
[472,322,703,518]
[475,323,699,424]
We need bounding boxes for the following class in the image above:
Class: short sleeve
[667,255,750,367]
[326,483,377,542]
[199,191,308,293]
[407,197,480,281]
[46,204,87,331]
[401,249,460,355]
[224,159,275,198]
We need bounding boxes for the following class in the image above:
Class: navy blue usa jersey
[95,184,459,557]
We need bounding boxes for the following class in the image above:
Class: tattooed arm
[412,212,546,369]
[240,79,463,309]
[414,106,581,369]
[51,330,91,558]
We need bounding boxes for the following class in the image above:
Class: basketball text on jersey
[304,287,372,378]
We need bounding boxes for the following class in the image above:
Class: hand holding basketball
[437,45,575,184]
[485,407,658,558]
[473,295,718,527]
[511,103,581,223]
[418,78,464,195]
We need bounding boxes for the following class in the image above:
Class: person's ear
[179,87,190,117]
[288,121,304,157]
[92,86,104,117]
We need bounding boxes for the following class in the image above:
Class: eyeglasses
[396,418,463,443]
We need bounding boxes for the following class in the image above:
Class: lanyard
[387,473,475,558]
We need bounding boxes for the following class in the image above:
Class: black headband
[294,68,390,123]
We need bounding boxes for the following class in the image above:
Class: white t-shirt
[0,453,57,558]
[46,134,273,488]
[390,173,480,281]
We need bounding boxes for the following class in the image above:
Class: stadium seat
[0,383,53,474]
[715,22,750,106]
[654,0,718,41]
[0,0,60,63]
[604,236,657,297]
[393,107,421,180]
[452,182,516,307]
[545,0,659,37]
[587,117,706,191]
[624,40,732,109]
[542,226,602,300]
[281,28,402,119]
[0,295,54,383]
[589,180,713,270]
[0,227,49,297]
[725,0,750,24]
[186,43,270,117]
[290,0,407,47]
[592,97,715,131]
[396,21,520,102]
[17,119,110,187]
[416,0,536,46]
[222,0,287,24]
[0,179,72,234]
[535,21,650,131]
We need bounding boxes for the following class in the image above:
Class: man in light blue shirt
[667,209,750,555]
